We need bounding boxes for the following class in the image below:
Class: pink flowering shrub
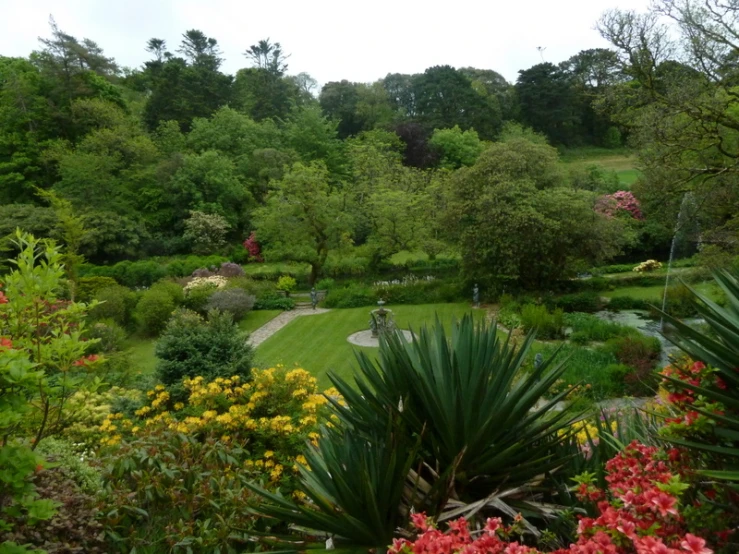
[597,191,643,220]
[243,232,263,263]
[390,442,717,554]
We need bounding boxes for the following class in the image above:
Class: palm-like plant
[250,315,579,546]
[661,269,739,481]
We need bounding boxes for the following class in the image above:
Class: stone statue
[534,352,544,370]
[310,287,318,310]
[473,283,480,307]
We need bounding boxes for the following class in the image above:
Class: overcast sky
[0,0,651,86]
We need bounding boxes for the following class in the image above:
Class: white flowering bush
[633,259,662,273]
[184,275,228,292]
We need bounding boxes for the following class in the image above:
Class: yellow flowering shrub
[100,366,337,491]
[58,386,143,449]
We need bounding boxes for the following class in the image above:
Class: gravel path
[247,307,331,347]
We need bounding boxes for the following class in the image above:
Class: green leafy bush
[601,335,661,396]
[35,438,102,494]
[563,312,638,343]
[275,275,297,296]
[2,465,106,554]
[253,294,295,310]
[155,309,253,385]
[606,295,651,311]
[520,304,565,339]
[183,282,217,314]
[661,283,699,318]
[379,280,463,305]
[133,287,177,336]
[85,320,127,353]
[536,343,621,400]
[315,278,336,290]
[100,429,256,553]
[548,292,603,313]
[323,284,376,308]
[76,276,118,303]
[205,288,255,320]
[89,285,138,328]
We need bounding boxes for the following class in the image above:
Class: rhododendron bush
[597,191,643,220]
[390,443,717,554]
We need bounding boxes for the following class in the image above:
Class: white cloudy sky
[0,0,651,86]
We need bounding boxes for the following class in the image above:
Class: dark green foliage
[520,304,565,339]
[322,284,376,308]
[204,288,255,320]
[85,320,128,353]
[535,343,622,400]
[602,335,661,396]
[100,428,255,553]
[183,283,217,314]
[563,312,638,343]
[606,296,651,311]
[380,280,464,305]
[595,263,640,274]
[133,282,184,336]
[548,292,603,313]
[155,309,253,385]
[253,294,295,311]
[661,283,699,318]
[75,276,118,303]
[315,278,336,290]
[79,256,231,288]
[2,466,106,553]
[89,285,138,328]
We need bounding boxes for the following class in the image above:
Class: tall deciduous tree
[447,139,628,290]
[253,162,353,284]
[598,0,739,260]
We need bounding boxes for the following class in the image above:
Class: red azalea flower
[0,291,7,304]
[681,534,713,554]
[0,337,12,349]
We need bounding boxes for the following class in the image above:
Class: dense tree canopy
[1,13,736,280]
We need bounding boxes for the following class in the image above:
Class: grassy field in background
[559,147,640,187]
[603,281,723,303]
[254,303,482,388]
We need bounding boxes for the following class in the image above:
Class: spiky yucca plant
[249,315,579,546]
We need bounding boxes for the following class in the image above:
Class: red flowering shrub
[597,191,644,220]
[390,442,717,554]
[243,232,263,263]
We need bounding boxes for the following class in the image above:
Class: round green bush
[183,283,218,314]
[134,288,177,336]
[155,309,254,385]
[90,285,138,328]
[76,276,118,303]
[85,320,128,353]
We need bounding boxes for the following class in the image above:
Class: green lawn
[126,337,158,375]
[254,303,482,388]
[603,281,723,302]
[559,147,640,187]
[238,309,282,333]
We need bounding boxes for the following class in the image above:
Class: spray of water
[660,192,695,331]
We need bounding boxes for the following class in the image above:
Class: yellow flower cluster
[98,367,340,491]
[564,419,619,445]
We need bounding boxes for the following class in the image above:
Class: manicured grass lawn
[126,337,158,375]
[254,303,482,388]
[239,309,282,333]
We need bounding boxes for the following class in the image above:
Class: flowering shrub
[634,260,663,273]
[391,442,716,554]
[243,231,263,262]
[597,191,644,220]
[183,275,228,292]
[100,367,335,490]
